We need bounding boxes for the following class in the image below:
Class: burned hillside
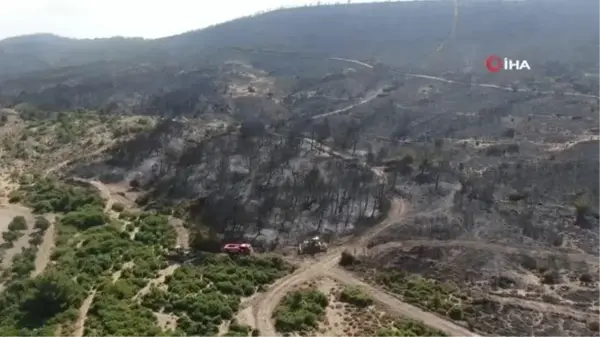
[66,118,387,245]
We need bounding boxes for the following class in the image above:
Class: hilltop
[1,0,598,77]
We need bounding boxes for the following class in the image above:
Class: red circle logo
[485,55,503,72]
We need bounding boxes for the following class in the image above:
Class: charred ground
[0,0,598,336]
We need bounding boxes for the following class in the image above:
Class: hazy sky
[0,0,388,40]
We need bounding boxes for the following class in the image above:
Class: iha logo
[485,55,531,72]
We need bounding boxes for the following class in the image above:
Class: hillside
[0,0,598,336]
[1,0,598,79]
[0,34,157,78]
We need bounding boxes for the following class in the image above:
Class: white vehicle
[298,236,328,255]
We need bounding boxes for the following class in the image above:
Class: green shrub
[28,232,44,246]
[133,214,176,248]
[139,254,291,336]
[34,216,51,231]
[273,289,328,333]
[339,286,373,308]
[8,216,27,231]
[7,192,22,203]
[0,186,192,334]
[375,271,470,321]
[215,281,240,295]
[60,207,107,230]
[10,247,37,278]
[0,270,85,334]
[18,179,105,214]
[225,323,252,336]
[2,230,23,244]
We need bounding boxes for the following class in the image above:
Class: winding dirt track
[403,74,600,99]
[310,86,384,120]
[73,289,96,337]
[32,214,56,277]
[251,199,479,337]
[43,143,114,178]
[329,57,374,69]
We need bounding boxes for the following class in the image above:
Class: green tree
[33,217,50,231]
[8,216,27,231]
[20,272,84,327]
[2,230,23,243]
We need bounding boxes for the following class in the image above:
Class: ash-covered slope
[65,118,387,246]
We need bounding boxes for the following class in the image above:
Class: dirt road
[329,57,374,69]
[356,198,405,246]
[403,74,600,99]
[326,267,476,336]
[32,214,56,277]
[78,177,190,249]
[69,178,134,215]
[43,143,114,178]
[254,248,343,336]
[232,48,598,100]
[320,55,599,100]
[251,198,481,337]
[85,179,115,212]
[134,264,180,300]
[73,289,96,337]
[72,264,132,336]
[310,86,383,120]
[169,217,190,250]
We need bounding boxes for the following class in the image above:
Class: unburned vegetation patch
[85,280,163,336]
[318,279,447,337]
[375,270,470,322]
[273,288,329,334]
[51,213,174,291]
[0,189,177,335]
[11,179,105,214]
[140,253,292,336]
[339,286,374,308]
[1,173,294,336]
[0,272,85,336]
